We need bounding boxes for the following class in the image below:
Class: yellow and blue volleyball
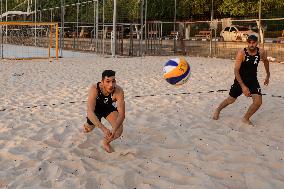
[163,57,191,85]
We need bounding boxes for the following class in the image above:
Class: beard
[248,46,256,51]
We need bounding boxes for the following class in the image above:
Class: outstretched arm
[234,50,251,97]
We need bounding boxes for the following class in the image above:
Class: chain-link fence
[1,0,284,61]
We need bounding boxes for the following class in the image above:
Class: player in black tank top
[85,82,117,123]
[230,47,261,99]
[213,35,270,125]
[91,82,117,122]
[239,47,260,79]
[83,70,126,153]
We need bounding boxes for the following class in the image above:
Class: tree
[5,0,284,23]
[218,0,284,17]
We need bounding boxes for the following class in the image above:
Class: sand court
[0,54,284,188]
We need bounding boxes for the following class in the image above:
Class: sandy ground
[0,53,284,189]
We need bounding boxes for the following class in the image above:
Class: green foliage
[218,0,284,17]
[5,0,284,22]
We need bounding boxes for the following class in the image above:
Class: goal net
[0,22,59,60]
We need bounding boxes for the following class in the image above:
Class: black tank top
[239,47,260,79]
[96,82,115,109]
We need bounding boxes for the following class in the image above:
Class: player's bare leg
[213,96,236,120]
[242,94,262,125]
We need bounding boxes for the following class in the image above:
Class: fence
[1,0,284,61]
[144,18,284,61]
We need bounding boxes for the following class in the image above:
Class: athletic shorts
[86,105,117,125]
[229,78,261,98]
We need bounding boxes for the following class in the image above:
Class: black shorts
[229,78,261,98]
[87,105,117,125]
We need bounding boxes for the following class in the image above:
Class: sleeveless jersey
[239,47,260,79]
[96,82,115,109]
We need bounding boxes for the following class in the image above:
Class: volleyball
[163,57,191,85]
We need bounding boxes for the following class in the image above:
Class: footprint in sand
[118,149,137,157]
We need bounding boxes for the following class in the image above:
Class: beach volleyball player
[83,70,125,153]
[213,35,270,125]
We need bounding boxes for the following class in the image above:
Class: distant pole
[144,0,147,42]
[95,0,98,52]
[35,0,37,46]
[0,0,2,41]
[94,0,98,52]
[0,0,1,16]
[35,0,37,22]
[50,8,53,22]
[5,0,6,21]
[140,0,144,56]
[112,0,117,57]
[5,0,7,38]
[76,0,79,47]
[93,0,97,51]
[258,0,262,44]
[210,0,213,57]
[102,0,105,55]
[60,0,65,57]
[1,0,2,21]
[173,0,176,54]
[38,0,41,22]
[28,0,30,13]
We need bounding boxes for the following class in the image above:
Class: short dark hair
[102,70,115,79]
[247,35,258,42]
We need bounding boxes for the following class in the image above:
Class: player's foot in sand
[212,109,220,120]
[102,141,113,153]
[242,117,253,126]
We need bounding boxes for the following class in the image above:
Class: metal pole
[102,0,105,55]
[258,0,262,44]
[60,0,65,57]
[55,23,59,60]
[35,0,37,46]
[144,0,148,54]
[94,0,98,52]
[173,0,176,54]
[93,0,97,48]
[140,0,144,56]
[112,0,117,57]
[144,0,147,43]
[76,0,79,48]
[1,0,3,58]
[28,0,30,13]
[5,0,6,21]
[210,0,213,57]
[5,0,7,38]
[50,8,53,22]
[0,1,1,22]
[0,0,2,22]
[95,0,98,53]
